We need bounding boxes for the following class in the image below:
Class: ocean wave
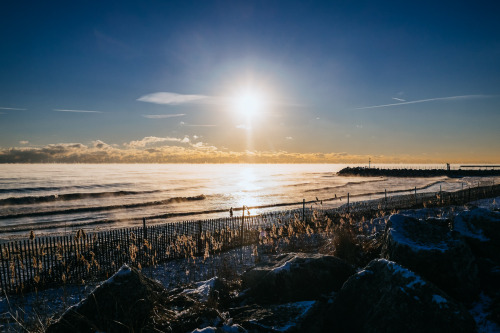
[0,190,162,205]
[0,195,207,219]
[0,182,447,234]
[0,182,135,194]
[304,178,386,192]
[0,219,115,233]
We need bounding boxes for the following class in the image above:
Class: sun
[232,89,266,117]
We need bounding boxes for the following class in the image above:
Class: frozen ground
[1,197,499,332]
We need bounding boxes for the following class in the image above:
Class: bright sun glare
[232,90,266,117]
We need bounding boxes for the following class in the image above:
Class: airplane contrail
[356,94,490,110]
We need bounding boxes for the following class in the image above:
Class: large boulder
[453,208,500,263]
[323,259,476,333]
[46,265,223,333]
[241,253,355,304]
[381,214,479,302]
[46,265,167,332]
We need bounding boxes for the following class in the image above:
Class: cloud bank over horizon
[0,137,496,164]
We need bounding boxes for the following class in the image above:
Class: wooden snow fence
[0,209,311,295]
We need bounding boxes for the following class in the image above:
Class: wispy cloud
[356,94,491,110]
[19,141,29,145]
[0,106,26,110]
[392,97,406,102]
[137,92,212,105]
[142,114,185,119]
[54,109,104,113]
[180,121,216,127]
[138,91,301,108]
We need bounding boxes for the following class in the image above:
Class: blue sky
[1,1,499,163]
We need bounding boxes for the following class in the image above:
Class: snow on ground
[471,197,500,210]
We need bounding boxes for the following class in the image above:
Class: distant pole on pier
[369,158,371,168]
[414,186,417,205]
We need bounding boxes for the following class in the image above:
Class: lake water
[0,164,496,240]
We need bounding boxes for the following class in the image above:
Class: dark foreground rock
[241,253,355,304]
[381,214,479,302]
[46,265,224,333]
[453,208,500,263]
[323,259,476,333]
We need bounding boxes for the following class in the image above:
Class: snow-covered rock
[324,259,476,333]
[241,253,355,303]
[46,265,224,333]
[381,214,479,302]
[453,208,500,263]
[46,265,168,332]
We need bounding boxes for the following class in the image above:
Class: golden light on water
[234,166,264,209]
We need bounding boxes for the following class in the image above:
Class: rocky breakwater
[337,166,500,178]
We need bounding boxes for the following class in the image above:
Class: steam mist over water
[0,164,497,241]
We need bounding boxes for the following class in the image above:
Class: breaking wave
[0,190,162,205]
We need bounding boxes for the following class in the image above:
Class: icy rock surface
[382,214,479,302]
[241,252,355,304]
[323,259,476,333]
[46,265,223,333]
[453,208,500,263]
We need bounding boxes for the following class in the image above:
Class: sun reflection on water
[233,166,265,209]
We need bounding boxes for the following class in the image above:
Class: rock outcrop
[46,265,223,333]
[241,253,355,304]
[453,208,500,262]
[323,259,476,333]
[381,214,479,302]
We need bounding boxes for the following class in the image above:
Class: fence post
[415,186,417,205]
[241,206,245,246]
[0,244,6,293]
[143,218,147,240]
[347,193,350,213]
[303,199,305,221]
[197,221,203,255]
[440,185,442,205]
